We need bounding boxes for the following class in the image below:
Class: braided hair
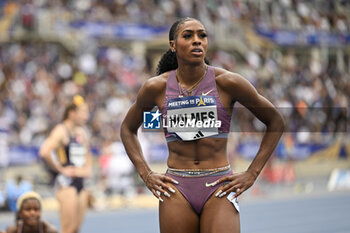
[156,17,209,75]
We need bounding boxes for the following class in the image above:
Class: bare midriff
[167,137,229,169]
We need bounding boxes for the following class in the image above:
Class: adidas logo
[193,131,204,139]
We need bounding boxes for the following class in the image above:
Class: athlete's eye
[200,33,207,38]
[183,34,191,39]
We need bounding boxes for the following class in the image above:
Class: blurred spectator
[0,127,9,169]
[5,175,32,212]
[20,1,36,31]
[100,141,135,197]
[5,191,58,233]
[0,188,5,209]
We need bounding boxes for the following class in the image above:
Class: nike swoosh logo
[205,181,217,187]
[202,89,213,96]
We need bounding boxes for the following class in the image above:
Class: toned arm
[226,72,285,178]
[120,77,160,180]
[39,125,65,173]
[214,71,285,197]
[121,75,178,201]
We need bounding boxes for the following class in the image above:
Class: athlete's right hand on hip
[144,171,178,202]
[60,166,76,177]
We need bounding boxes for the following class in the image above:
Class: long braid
[156,49,178,75]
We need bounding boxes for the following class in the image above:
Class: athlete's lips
[191,48,203,53]
[191,48,203,56]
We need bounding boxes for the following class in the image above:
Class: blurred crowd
[0,42,147,147]
[0,0,349,153]
[1,0,350,39]
[240,0,350,33]
[0,0,349,218]
[1,44,347,150]
[232,47,349,142]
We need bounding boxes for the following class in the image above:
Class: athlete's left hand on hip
[213,171,257,198]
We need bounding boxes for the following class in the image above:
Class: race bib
[165,95,221,141]
[69,143,86,167]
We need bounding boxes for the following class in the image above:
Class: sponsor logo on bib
[165,95,221,140]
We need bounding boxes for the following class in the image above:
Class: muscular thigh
[159,183,199,233]
[76,190,88,220]
[200,188,240,233]
[56,187,79,217]
[76,190,88,208]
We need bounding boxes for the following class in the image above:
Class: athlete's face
[73,103,89,126]
[171,20,208,64]
[19,199,41,227]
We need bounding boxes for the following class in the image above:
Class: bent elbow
[266,112,285,133]
[38,148,47,159]
[275,113,285,133]
[120,121,127,140]
[120,120,137,140]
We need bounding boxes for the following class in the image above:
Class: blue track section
[1,192,349,233]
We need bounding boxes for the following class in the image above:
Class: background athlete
[5,191,58,233]
[39,96,92,233]
[121,18,284,233]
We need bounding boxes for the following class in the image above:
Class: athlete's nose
[193,34,201,46]
[193,41,201,46]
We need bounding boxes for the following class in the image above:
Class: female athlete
[39,95,91,233]
[121,18,284,233]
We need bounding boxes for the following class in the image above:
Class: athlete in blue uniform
[39,95,91,233]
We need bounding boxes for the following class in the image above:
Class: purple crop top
[160,65,232,142]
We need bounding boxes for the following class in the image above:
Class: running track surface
[1,192,349,233]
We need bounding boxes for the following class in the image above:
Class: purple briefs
[166,166,239,215]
